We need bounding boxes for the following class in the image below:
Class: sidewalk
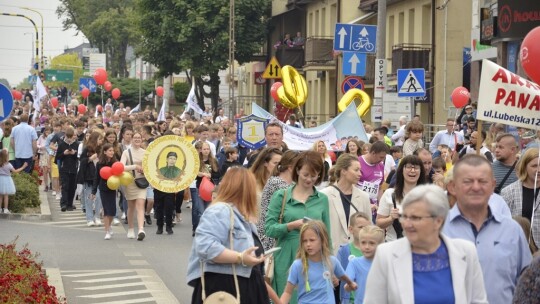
[0,190,52,221]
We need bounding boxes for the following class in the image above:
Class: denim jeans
[190,188,204,232]
[83,183,102,222]
[15,157,33,173]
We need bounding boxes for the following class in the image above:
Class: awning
[347,12,377,24]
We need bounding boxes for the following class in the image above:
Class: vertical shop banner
[477,59,540,129]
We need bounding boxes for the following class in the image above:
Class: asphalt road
[0,192,195,303]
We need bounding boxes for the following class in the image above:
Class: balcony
[275,45,305,69]
[391,43,431,74]
[304,37,334,68]
[359,0,406,12]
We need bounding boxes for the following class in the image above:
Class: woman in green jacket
[265,151,331,303]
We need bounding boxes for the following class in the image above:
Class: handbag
[264,188,288,284]
[200,204,240,304]
[391,192,404,239]
[128,149,149,189]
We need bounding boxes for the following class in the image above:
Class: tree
[173,81,190,104]
[85,77,156,109]
[135,0,270,110]
[47,53,83,91]
[56,0,138,77]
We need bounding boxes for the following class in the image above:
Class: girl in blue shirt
[281,220,357,304]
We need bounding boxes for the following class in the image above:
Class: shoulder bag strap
[127,149,136,177]
[278,188,288,224]
[331,185,359,213]
[495,160,518,193]
[200,204,240,302]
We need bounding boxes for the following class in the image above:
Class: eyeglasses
[404,164,421,171]
[399,214,435,222]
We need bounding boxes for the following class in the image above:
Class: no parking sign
[341,76,365,94]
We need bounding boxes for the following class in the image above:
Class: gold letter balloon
[337,88,372,117]
[277,65,308,109]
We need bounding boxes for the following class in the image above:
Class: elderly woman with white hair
[364,185,488,304]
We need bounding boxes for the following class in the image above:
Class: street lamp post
[21,7,43,71]
[23,32,34,69]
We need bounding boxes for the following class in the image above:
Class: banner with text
[252,103,368,151]
[477,59,540,130]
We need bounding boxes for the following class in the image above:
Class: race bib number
[361,181,379,200]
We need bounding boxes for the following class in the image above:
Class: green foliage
[56,0,138,77]
[46,53,83,91]
[134,0,271,109]
[173,82,190,104]
[85,77,156,110]
[9,173,40,213]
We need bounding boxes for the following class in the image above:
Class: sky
[0,0,86,87]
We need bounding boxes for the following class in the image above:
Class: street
[0,191,194,303]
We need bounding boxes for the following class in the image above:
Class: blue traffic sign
[0,83,14,123]
[397,69,426,98]
[334,23,377,53]
[79,77,97,93]
[342,52,367,76]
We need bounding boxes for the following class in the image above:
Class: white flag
[156,99,166,122]
[33,76,48,113]
[129,103,141,114]
[186,83,204,115]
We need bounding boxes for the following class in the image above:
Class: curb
[0,190,52,221]
[45,268,66,300]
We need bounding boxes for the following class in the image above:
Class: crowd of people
[1,92,539,303]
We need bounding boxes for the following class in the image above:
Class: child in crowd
[460,105,474,129]
[390,146,403,168]
[281,220,357,304]
[0,149,28,213]
[37,126,52,191]
[402,120,424,157]
[337,212,372,304]
[216,137,232,168]
[344,226,385,304]
[431,157,447,189]
[219,147,240,178]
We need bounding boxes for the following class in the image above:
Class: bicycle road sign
[334,23,377,53]
[397,69,425,97]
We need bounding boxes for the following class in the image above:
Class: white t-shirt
[377,188,402,242]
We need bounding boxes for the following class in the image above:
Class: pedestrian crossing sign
[397,69,425,97]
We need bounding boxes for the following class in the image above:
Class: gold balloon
[337,89,372,117]
[119,172,134,186]
[277,86,297,109]
[280,65,308,108]
[107,175,121,190]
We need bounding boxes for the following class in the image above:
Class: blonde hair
[356,225,385,244]
[297,220,332,292]
[516,148,539,182]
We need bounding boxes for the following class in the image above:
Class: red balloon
[50,97,59,108]
[270,82,282,102]
[77,104,87,114]
[520,26,540,84]
[96,105,103,113]
[104,81,113,92]
[80,87,90,99]
[111,162,125,176]
[111,88,121,100]
[93,68,108,85]
[11,90,22,100]
[327,151,337,164]
[450,86,470,108]
[156,86,164,97]
[100,166,112,180]
[199,177,215,202]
